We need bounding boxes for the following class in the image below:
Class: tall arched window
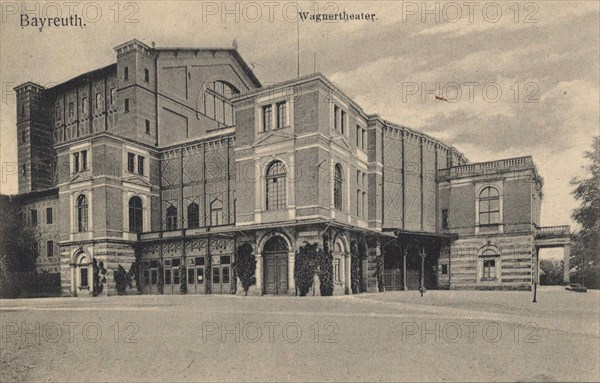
[187,202,200,229]
[129,196,143,233]
[76,194,88,232]
[479,187,500,225]
[210,199,223,226]
[203,81,239,126]
[166,205,178,231]
[334,164,343,210]
[266,161,286,210]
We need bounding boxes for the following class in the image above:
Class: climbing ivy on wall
[157,263,164,294]
[179,261,187,294]
[376,254,385,292]
[319,239,334,296]
[295,242,319,296]
[205,255,212,294]
[351,242,361,294]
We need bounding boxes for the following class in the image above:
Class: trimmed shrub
[92,258,107,296]
[234,243,256,295]
[114,265,132,295]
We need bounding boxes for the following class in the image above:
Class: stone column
[255,254,263,295]
[345,253,351,294]
[563,245,570,284]
[288,252,296,295]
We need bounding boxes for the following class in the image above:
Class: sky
[0,0,598,239]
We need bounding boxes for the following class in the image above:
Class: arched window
[166,205,178,231]
[334,164,343,210]
[76,194,88,232]
[479,187,500,225]
[187,202,200,229]
[128,196,143,233]
[266,161,286,210]
[203,81,239,126]
[263,235,288,253]
[210,200,223,226]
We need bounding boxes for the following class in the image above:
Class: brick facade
[7,39,569,296]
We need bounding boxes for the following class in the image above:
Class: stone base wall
[448,233,534,290]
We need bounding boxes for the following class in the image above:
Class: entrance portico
[534,225,571,284]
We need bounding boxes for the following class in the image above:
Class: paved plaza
[1,287,598,382]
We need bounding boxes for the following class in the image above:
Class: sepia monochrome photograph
[0,1,598,382]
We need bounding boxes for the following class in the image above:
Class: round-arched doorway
[263,236,288,295]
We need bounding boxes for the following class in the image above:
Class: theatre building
[9,39,571,296]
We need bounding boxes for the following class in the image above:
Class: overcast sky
[1,1,598,234]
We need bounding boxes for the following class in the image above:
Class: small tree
[233,243,256,295]
[570,136,600,289]
[114,265,132,295]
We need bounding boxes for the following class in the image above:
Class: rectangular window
[222,267,230,284]
[197,267,204,283]
[165,269,172,284]
[276,101,287,129]
[212,268,220,284]
[441,264,448,275]
[334,105,339,131]
[80,268,88,287]
[442,209,449,230]
[143,270,150,285]
[46,207,53,224]
[73,152,80,173]
[483,260,496,279]
[127,153,135,172]
[81,150,87,171]
[151,270,158,285]
[363,129,367,150]
[124,67,129,81]
[124,98,130,113]
[173,269,180,284]
[95,92,101,110]
[145,119,150,134]
[68,102,74,118]
[82,97,88,115]
[31,209,38,226]
[144,68,149,83]
[188,268,195,285]
[137,156,145,176]
[262,105,272,132]
[47,240,54,257]
[340,110,346,134]
[356,125,361,147]
[110,88,116,105]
